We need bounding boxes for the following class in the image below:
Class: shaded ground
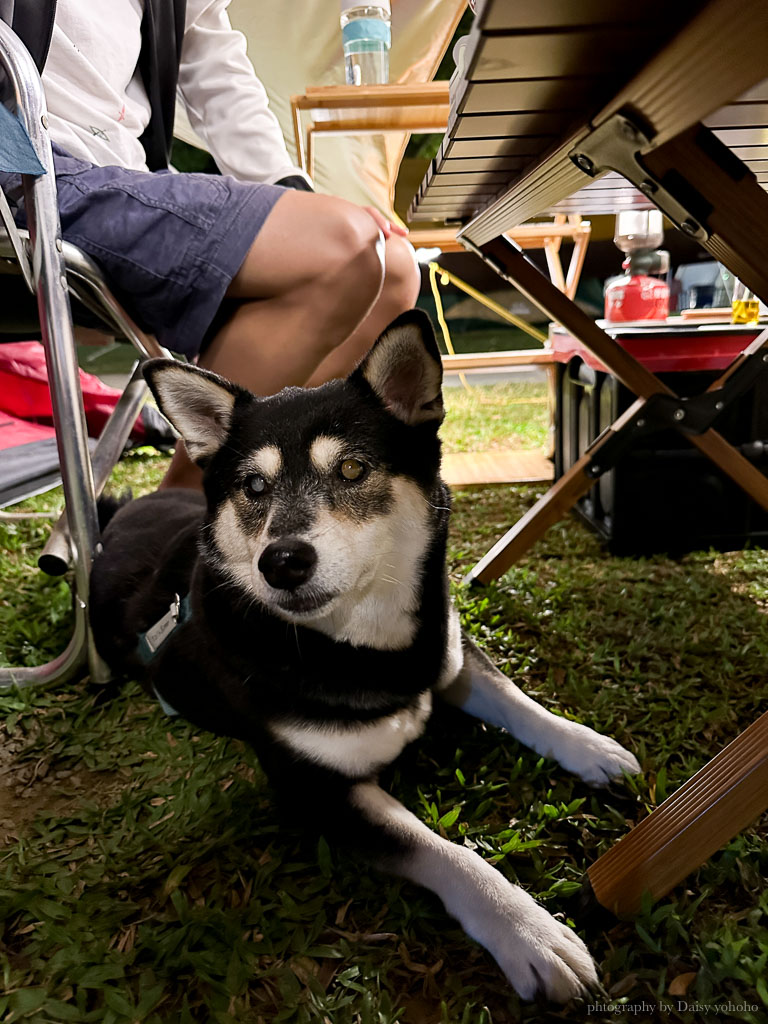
[0,385,767,1023]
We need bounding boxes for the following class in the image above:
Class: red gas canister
[604,211,670,322]
[604,259,670,322]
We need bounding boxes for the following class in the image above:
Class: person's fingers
[361,206,410,239]
[362,205,391,237]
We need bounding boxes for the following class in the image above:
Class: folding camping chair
[0,20,170,692]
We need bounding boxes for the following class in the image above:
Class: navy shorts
[3,144,287,357]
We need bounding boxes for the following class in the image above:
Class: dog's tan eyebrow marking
[309,435,344,473]
[247,445,282,478]
[213,499,256,589]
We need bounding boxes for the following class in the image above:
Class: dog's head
[143,311,447,646]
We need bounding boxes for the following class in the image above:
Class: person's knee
[228,192,384,306]
[321,202,385,300]
[381,235,421,313]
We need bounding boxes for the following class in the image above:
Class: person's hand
[361,206,409,239]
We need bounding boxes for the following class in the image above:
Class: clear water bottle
[340,2,391,86]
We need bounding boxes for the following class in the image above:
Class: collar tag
[138,594,183,663]
[145,594,181,652]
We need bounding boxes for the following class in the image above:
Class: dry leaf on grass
[669,972,697,996]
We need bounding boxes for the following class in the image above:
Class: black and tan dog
[90,310,639,1002]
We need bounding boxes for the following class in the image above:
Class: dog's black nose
[258,539,317,590]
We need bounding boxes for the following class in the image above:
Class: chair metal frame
[0,21,169,692]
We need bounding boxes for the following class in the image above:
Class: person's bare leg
[305,233,421,386]
[202,193,387,391]
[159,191,386,489]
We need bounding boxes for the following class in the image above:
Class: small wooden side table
[290,82,450,179]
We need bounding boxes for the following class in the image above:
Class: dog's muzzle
[258,538,317,591]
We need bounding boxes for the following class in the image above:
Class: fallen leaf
[669,972,697,996]
[335,898,353,926]
[609,973,638,997]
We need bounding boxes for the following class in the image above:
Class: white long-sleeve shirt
[41,0,307,184]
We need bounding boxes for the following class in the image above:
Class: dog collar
[136,593,192,665]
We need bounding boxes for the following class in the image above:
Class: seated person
[0,0,421,488]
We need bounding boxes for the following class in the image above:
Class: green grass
[439,382,549,454]
[1,385,767,1023]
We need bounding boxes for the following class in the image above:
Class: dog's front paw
[551,721,641,787]
[494,899,599,1002]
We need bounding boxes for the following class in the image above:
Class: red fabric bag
[0,410,56,451]
[0,341,140,440]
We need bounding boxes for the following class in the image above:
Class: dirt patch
[0,759,129,846]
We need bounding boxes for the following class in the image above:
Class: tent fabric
[173,0,465,221]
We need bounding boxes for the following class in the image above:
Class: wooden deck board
[442,449,553,486]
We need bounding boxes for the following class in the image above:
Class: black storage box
[554,358,768,556]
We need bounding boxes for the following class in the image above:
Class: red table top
[550,320,764,373]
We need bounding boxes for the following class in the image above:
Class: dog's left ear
[142,359,249,463]
[354,309,444,425]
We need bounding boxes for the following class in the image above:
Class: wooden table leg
[462,237,768,583]
[565,217,590,301]
[289,96,306,173]
[466,399,646,584]
[587,710,768,917]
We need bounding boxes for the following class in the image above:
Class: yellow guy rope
[428,261,548,394]
[428,261,469,390]
[428,262,548,344]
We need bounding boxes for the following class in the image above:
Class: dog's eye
[339,458,367,482]
[244,473,268,497]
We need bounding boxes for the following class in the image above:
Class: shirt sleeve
[177,0,312,186]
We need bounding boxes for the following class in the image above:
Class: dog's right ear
[142,360,248,463]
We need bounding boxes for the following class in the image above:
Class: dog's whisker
[217,436,253,460]
[204,578,241,599]
[292,623,302,658]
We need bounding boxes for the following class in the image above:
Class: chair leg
[21,172,100,600]
[21,175,102,683]
[36,259,170,578]
[39,366,149,577]
[35,260,170,578]
[564,219,590,301]
[0,592,88,691]
[0,35,100,688]
[587,710,768,917]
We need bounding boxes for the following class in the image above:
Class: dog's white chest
[269,691,433,777]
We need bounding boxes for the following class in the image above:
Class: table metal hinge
[568,111,710,242]
[585,394,754,479]
[584,330,768,478]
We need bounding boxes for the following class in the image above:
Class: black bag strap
[137,0,187,171]
[9,0,57,72]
